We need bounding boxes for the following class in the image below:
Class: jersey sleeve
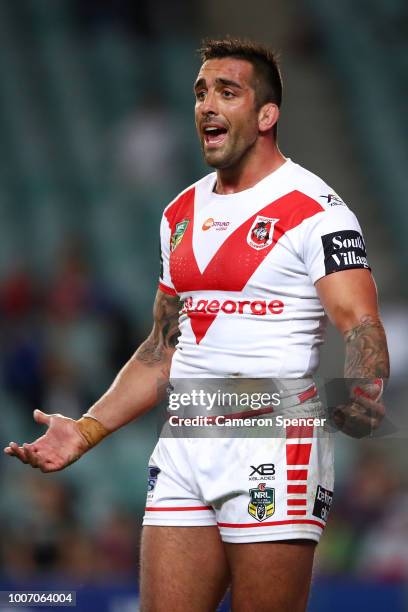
[302,206,371,284]
[158,212,177,296]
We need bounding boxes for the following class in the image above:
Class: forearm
[86,344,173,432]
[84,289,180,433]
[343,314,390,379]
[329,314,390,437]
[315,272,388,437]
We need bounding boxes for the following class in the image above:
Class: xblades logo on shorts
[249,463,275,480]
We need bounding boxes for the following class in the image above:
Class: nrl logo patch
[248,482,275,522]
[171,219,189,252]
[247,216,278,250]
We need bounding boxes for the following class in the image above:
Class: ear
[258,103,279,133]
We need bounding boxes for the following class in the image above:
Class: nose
[199,89,218,116]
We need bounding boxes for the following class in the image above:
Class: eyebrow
[194,77,244,91]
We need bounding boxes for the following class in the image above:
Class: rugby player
[4,38,389,611]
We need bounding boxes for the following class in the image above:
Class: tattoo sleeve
[344,314,390,379]
[135,291,181,366]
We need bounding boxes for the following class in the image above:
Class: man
[4,38,389,611]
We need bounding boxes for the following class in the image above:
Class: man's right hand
[3,409,91,472]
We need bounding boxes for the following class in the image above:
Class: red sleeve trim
[158,281,177,296]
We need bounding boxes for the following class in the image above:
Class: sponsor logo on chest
[182,296,284,316]
[202,217,230,231]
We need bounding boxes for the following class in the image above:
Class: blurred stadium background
[0,0,407,610]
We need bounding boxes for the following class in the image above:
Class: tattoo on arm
[135,292,181,366]
[344,314,390,378]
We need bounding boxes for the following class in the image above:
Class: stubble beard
[202,133,258,170]
[203,147,233,169]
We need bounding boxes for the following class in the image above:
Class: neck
[214,142,286,195]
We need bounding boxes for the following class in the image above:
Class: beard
[202,133,258,170]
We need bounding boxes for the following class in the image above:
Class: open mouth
[203,126,228,147]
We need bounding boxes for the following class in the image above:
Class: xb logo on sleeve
[248,482,275,522]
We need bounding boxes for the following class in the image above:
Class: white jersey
[159,159,369,379]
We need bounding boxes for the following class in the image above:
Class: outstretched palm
[4,410,89,472]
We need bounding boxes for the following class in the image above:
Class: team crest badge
[171,219,189,252]
[247,216,278,250]
[248,482,275,522]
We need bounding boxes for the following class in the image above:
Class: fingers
[3,441,43,468]
[4,442,29,463]
[333,398,385,438]
[4,410,63,470]
[33,409,51,426]
[23,443,40,468]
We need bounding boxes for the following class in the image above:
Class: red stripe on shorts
[287,485,307,494]
[287,510,307,516]
[217,519,325,529]
[286,443,312,465]
[286,425,314,439]
[297,385,318,403]
[145,506,212,512]
[287,469,308,480]
[287,499,307,506]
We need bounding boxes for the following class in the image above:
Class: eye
[222,89,235,98]
[195,90,206,101]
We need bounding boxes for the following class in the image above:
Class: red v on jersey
[165,187,324,344]
[186,310,216,345]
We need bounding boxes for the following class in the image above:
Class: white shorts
[143,419,334,544]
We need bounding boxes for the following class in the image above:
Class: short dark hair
[198,37,283,110]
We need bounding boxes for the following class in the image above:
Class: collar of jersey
[209,158,293,200]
